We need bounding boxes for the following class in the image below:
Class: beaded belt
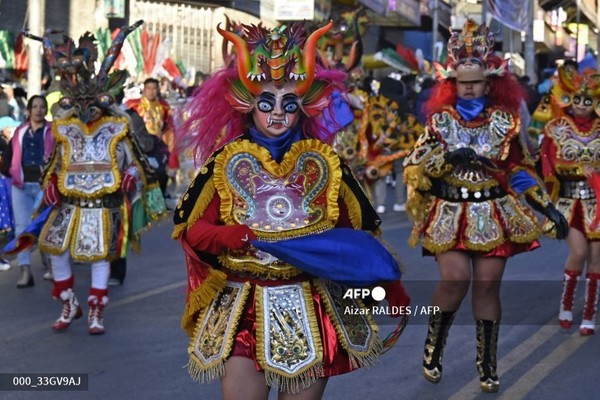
[63,192,124,208]
[430,180,506,202]
[560,180,596,200]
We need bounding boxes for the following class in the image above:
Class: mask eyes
[283,101,299,114]
[574,96,594,106]
[95,94,114,108]
[58,97,74,109]
[257,100,274,113]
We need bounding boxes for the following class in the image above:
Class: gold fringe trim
[213,139,342,226]
[264,364,325,394]
[403,165,431,191]
[172,179,215,239]
[422,236,458,254]
[251,220,336,242]
[181,268,228,336]
[346,336,383,370]
[186,281,250,382]
[339,181,363,228]
[313,281,382,370]
[217,255,304,279]
[408,226,421,248]
[186,352,225,384]
[544,175,560,203]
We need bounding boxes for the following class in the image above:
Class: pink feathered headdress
[177,21,347,166]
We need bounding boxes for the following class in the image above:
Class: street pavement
[0,196,598,400]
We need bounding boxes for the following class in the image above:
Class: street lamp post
[525,0,536,82]
[26,0,44,98]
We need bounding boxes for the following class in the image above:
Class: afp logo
[342,286,386,301]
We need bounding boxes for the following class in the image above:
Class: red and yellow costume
[403,20,567,393]
[404,104,542,256]
[172,21,408,393]
[541,67,600,236]
[540,66,600,335]
[126,96,172,138]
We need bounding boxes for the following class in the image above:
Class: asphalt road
[0,201,598,400]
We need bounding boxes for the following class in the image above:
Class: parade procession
[1,1,600,399]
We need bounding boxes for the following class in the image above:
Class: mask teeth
[283,114,289,127]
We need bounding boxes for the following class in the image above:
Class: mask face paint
[572,95,594,119]
[252,82,301,138]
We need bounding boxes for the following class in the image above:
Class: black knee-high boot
[423,311,456,383]
[476,320,500,393]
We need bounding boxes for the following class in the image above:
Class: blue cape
[2,206,52,256]
[251,228,401,286]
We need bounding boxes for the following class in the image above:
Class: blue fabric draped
[2,206,52,256]
[251,228,401,286]
[248,125,303,163]
[320,89,354,136]
[509,169,538,195]
[456,96,487,121]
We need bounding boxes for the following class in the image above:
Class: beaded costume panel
[544,117,600,238]
[405,106,540,253]
[213,139,342,278]
[52,116,128,198]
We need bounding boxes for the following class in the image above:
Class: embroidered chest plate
[54,117,127,197]
[431,109,515,159]
[547,118,600,164]
[214,139,342,240]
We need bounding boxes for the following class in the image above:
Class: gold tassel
[403,165,431,191]
[265,363,325,394]
[181,268,228,336]
[339,182,363,228]
[186,354,225,383]
[346,336,383,369]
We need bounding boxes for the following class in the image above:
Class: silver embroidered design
[426,201,462,247]
[226,151,329,233]
[494,197,537,239]
[73,208,105,257]
[40,205,77,250]
[465,202,501,245]
[548,119,600,164]
[260,284,319,375]
[433,110,513,158]
[57,120,126,196]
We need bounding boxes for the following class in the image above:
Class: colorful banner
[487,0,528,32]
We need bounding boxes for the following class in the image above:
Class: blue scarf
[456,96,487,121]
[248,125,303,163]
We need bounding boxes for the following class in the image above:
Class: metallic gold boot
[423,311,456,383]
[476,320,500,393]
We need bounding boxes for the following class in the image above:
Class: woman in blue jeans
[1,95,54,287]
